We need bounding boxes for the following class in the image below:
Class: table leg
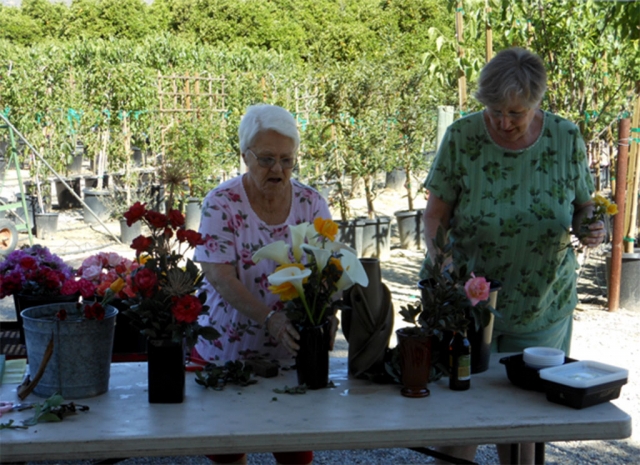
[510,443,521,464]
[535,442,545,464]
[508,443,545,464]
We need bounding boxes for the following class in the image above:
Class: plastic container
[523,347,565,369]
[500,353,577,392]
[539,361,628,409]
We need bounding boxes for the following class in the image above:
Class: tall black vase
[295,319,331,389]
[147,338,185,403]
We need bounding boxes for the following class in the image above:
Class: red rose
[163,227,174,239]
[177,229,205,247]
[145,210,168,229]
[84,302,105,321]
[19,256,38,271]
[43,268,63,290]
[60,279,79,296]
[171,295,202,323]
[134,268,158,297]
[124,202,147,227]
[168,209,185,228]
[56,308,67,321]
[77,278,97,299]
[131,235,153,254]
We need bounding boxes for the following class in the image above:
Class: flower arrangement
[252,218,369,327]
[0,244,100,301]
[121,202,220,347]
[403,227,499,338]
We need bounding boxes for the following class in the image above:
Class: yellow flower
[313,217,338,242]
[606,203,618,216]
[138,253,151,265]
[268,264,310,301]
[110,277,126,294]
[593,194,608,207]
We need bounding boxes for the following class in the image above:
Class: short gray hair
[238,104,300,154]
[474,47,547,109]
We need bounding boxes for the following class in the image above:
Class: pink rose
[105,252,122,268]
[464,273,490,306]
[81,264,103,283]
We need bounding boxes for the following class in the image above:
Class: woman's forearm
[423,193,453,261]
[201,262,272,324]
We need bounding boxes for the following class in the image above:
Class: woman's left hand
[580,220,606,248]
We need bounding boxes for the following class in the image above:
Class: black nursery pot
[295,319,331,389]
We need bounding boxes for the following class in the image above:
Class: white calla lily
[305,222,322,247]
[335,249,369,291]
[288,223,309,262]
[251,241,291,266]
[268,266,312,296]
[301,244,332,273]
[324,239,357,257]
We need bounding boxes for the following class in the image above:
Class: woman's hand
[580,220,606,248]
[266,311,300,355]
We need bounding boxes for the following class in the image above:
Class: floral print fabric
[422,111,594,341]
[193,175,331,362]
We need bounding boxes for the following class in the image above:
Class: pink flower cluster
[77,252,139,299]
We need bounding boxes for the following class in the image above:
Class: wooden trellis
[157,72,227,119]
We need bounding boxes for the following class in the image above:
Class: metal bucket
[21,302,117,399]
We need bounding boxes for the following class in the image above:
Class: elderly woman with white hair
[193,104,330,465]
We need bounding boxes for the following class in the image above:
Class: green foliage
[417,226,500,337]
[195,360,257,390]
[0,7,42,46]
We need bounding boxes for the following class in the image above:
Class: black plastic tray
[541,377,628,409]
[500,353,577,392]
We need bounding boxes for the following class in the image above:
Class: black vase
[147,338,185,403]
[13,293,79,346]
[295,319,331,389]
[110,299,147,358]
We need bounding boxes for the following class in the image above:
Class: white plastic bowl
[523,347,565,369]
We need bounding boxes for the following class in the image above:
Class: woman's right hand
[266,311,300,355]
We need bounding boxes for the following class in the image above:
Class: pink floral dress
[193,175,331,362]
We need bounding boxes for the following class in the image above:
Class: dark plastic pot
[359,216,392,261]
[55,178,82,209]
[34,212,59,240]
[119,217,141,244]
[385,168,407,191]
[395,209,425,250]
[83,189,111,224]
[606,248,640,311]
[184,197,202,231]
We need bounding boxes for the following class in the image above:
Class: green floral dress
[422,111,594,351]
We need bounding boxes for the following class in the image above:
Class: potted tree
[388,70,435,250]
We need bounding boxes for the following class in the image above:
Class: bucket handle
[18,335,54,401]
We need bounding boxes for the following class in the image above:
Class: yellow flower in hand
[606,203,618,216]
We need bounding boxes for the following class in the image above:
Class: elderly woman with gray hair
[422,48,604,464]
[193,104,333,465]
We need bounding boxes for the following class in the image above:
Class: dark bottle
[449,330,471,391]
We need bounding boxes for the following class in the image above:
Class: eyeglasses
[246,149,297,169]
[486,108,531,122]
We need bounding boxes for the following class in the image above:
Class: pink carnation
[464,273,490,306]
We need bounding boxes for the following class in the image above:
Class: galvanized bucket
[21,302,117,399]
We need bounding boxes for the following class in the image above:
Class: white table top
[0,356,632,462]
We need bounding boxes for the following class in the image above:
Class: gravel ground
[2,188,638,465]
